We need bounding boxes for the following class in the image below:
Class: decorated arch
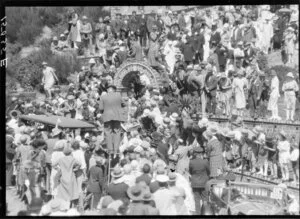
[113,60,163,91]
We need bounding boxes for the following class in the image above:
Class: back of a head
[71,141,80,150]
[142,163,151,174]
[123,164,132,174]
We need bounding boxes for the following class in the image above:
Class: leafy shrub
[14,45,81,91]
[6,7,44,46]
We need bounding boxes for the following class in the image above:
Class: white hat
[287,27,294,32]
[89,58,96,64]
[75,135,82,142]
[60,34,65,37]
[53,36,58,41]
[198,117,209,128]
[287,72,294,78]
[82,15,88,19]
[170,112,179,121]
[99,33,105,39]
[156,175,169,183]
[42,61,48,65]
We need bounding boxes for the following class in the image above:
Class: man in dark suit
[192,31,205,64]
[209,24,221,48]
[107,167,129,200]
[87,156,106,209]
[205,67,218,115]
[151,131,169,164]
[146,11,156,37]
[138,9,148,47]
[182,36,196,66]
[99,85,126,155]
[231,20,244,48]
[155,14,165,33]
[189,147,210,215]
[129,11,139,33]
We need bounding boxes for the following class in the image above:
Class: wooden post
[107,153,111,186]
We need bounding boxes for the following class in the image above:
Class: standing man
[189,147,210,215]
[129,11,139,34]
[138,9,148,47]
[231,20,243,48]
[267,70,281,120]
[41,62,58,99]
[99,85,126,156]
[204,66,218,116]
[146,11,156,38]
[282,72,299,121]
[192,31,205,64]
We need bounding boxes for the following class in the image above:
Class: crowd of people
[6,5,300,216]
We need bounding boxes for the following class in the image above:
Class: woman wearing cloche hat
[203,126,224,178]
[282,72,299,121]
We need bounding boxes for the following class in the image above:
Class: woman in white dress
[232,71,247,117]
[69,12,81,49]
[50,140,67,196]
[95,33,107,65]
[277,130,291,182]
[163,41,176,75]
[202,26,211,62]
[267,70,281,120]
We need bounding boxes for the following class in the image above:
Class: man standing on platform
[99,85,125,157]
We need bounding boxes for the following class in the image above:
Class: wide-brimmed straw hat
[127,185,144,201]
[286,72,294,78]
[156,174,169,183]
[111,167,124,178]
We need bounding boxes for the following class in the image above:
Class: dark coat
[182,42,195,62]
[189,157,210,188]
[146,16,156,33]
[244,47,256,62]
[107,182,129,200]
[99,92,125,123]
[138,15,148,34]
[149,180,160,193]
[209,31,221,47]
[6,135,15,164]
[155,19,164,32]
[129,16,139,32]
[156,141,169,164]
[87,164,105,193]
[215,46,229,67]
[192,33,205,53]
[136,173,152,185]
[205,74,219,96]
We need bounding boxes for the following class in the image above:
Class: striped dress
[207,137,224,178]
